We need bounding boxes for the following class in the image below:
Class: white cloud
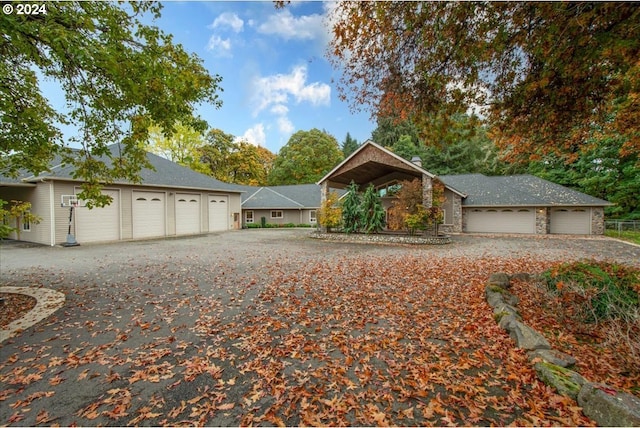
[277,116,295,135]
[257,9,324,41]
[236,123,266,147]
[269,104,289,116]
[210,12,244,33]
[206,35,232,56]
[251,65,330,116]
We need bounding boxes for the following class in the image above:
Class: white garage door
[75,189,120,243]
[208,195,228,232]
[133,191,165,239]
[551,207,591,234]
[176,194,201,235]
[466,208,535,234]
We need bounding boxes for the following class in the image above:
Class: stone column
[422,174,433,208]
[319,181,328,232]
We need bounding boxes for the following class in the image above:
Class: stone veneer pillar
[591,207,605,235]
[319,181,328,232]
[535,207,550,234]
[422,174,433,208]
[451,194,463,233]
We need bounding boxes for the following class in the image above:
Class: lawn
[606,229,640,245]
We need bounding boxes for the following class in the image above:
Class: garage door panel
[133,191,165,239]
[208,196,228,232]
[551,208,590,234]
[176,194,201,235]
[75,189,120,243]
[466,208,535,234]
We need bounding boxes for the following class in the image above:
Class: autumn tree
[388,179,423,232]
[5,201,42,241]
[1,1,222,206]
[328,2,639,163]
[199,129,275,185]
[341,133,360,158]
[317,191,342,232]
[267,129,343,185]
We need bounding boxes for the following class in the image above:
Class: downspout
[49,181,56,246]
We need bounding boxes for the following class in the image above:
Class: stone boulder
[578,382,640,427]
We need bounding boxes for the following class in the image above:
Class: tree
[341,133,360,158]
[317,191,342,232]
[146,122,207,173]
[6,201,42,241]
[360,184,386,234]
[340,181,362,234]
[199,130,275,185]
[328,2,639,163]
[388,179,423,232]
[1,2,222,206]
[371,117,420,149]
[267,129,343,185]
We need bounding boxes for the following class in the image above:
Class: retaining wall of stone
[486,272,640,426]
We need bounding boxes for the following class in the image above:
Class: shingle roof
[5,145,242,193]
[439,173,611,206]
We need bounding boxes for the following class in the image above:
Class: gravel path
[0,230,637,426]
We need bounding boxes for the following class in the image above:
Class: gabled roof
[317,140,466,197]
[439,173,612,207]
[239,184,326,209]
[4,144,242,194]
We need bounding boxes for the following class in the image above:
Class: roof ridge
[263,187,304,208]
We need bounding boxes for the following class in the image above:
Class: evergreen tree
[360,184,386,234]
[341,181,362,233]
[341,133,360,158]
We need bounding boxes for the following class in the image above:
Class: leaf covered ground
[2,232,637,426]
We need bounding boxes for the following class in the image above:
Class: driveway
[0,230,637,426]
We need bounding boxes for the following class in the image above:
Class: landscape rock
[492,302,520,319]
[485,289,505,308]
[509,272,532,282]
[487,273,510,289]
[534,362,586,400]
[508,320,551,350]
[578,382,640,427]
[528,349,577,368]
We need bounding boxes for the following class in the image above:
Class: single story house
[317,140,612,235]
[0,145,243,246]
[237,184,321,227]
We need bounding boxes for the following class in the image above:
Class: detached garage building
[0,145,243,246]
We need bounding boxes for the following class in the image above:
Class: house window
[271,210,283,219]
[309,210,317,223]
[22,211,31,232]
[245,211,254,224]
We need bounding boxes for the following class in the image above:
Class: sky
[147,1,375,154]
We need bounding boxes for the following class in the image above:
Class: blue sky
[149,1,375,154]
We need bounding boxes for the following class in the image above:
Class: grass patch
[605,229,640,245]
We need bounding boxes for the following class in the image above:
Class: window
[245,211,254,223]
[22,211,31,232]
[271,210,283,219]
[309,210,317,223]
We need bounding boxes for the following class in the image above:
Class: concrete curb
[0,286,65,343]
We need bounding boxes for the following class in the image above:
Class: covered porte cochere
[317,140,465,233]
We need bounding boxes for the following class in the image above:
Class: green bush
[543,260,639,323]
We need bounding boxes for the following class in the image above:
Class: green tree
[340,181,362,234]
[267,129,343,185]
[360,184,386,234]
[341,132,360,158]
[1,1,222,206]
[328,2,639,163]
[371,117,420,149]
[146,122,207,173]
[6,201,42,241]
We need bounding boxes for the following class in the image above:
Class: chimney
[410,156,422,167]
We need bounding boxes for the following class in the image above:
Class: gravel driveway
[0,230,637,426]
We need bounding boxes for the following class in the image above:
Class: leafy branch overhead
[1,1,223,205]
[328,3,639,162]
